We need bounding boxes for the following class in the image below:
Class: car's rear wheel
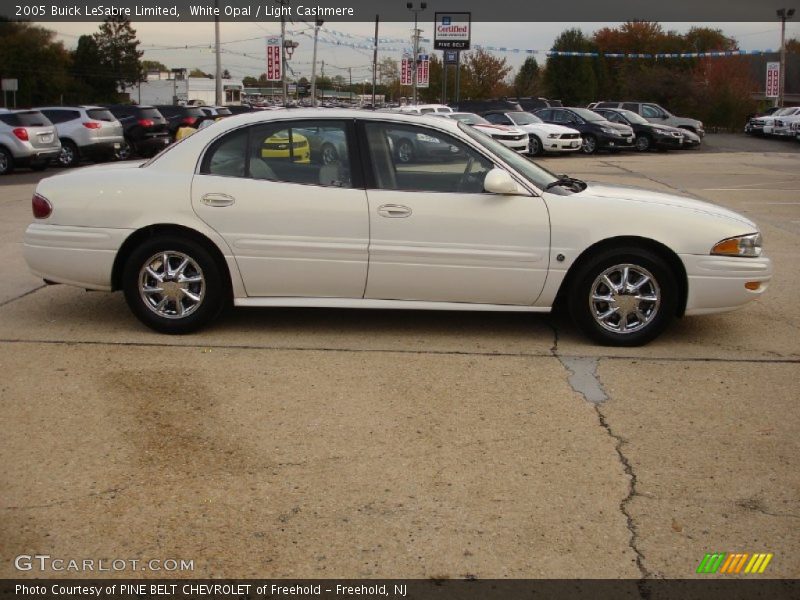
[582,134,598,154]
[320,143,338,165]
[115,139,133,161]
[635,135,652,152]
[58,140,80,168]
[0,147,14,175]
[122,236,226,334]
[529,135,543,156]
[567,247,678,346]
[396,139,414,163]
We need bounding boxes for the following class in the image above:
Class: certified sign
[765,62,780,98]
[434,12,470,50]
[266,37,282,82]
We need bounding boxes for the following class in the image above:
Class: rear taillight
[13,128,29,141]
[137,119,154,127]
[181,117,197,126]
[83,121,102,129]
[32,193,52,219]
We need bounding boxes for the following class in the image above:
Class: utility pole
[280,13,287,105]
[777,8,796,108]
[321,60,325,104]
[406,3,427,106]
[349,67,352,104]
[214,0,222,105]
[310,18,323,106]
[372,14,379,108]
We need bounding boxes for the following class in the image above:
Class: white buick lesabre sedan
[23,109,772,345]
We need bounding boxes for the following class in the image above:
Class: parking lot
[1,134,798,579]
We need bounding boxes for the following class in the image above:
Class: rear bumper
[23,223,133,290]
[681,254,772,315]
[12,148,61,165]
[81,141,124,159]
[132,134,171,156]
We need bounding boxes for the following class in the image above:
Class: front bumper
[544,137,582,152]
[653,134,684,149]
[681,254,772,315]
[597,133,634,150]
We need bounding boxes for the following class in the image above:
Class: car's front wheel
[0,147,14,175]
[122,236,226,334]
[567,247,678,346]
[635,134,652,152]
[529,135,543,156]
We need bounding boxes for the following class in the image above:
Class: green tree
[0,19,74,106]
[189,68,211,78]
[543,28,598,105]
[513,57,540,97]
[141,60,168,73]
[71,35,117,102]
[93,16,143,95]
[242,76,260,87]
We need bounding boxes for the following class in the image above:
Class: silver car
[37,106,124,168]
[0,109,61,175]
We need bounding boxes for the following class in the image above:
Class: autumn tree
[459,48,512,99]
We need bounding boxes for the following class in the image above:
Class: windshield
[458,121,559,190]
[570,108,605,122]
[615,109,649,125]
[509,112,543,125]
[451,113,489,125]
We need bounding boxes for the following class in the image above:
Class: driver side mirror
[484,168,520,195]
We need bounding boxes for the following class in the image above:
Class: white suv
[37,106,124,167]
[0,109,61,175]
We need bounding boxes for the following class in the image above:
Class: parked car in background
[589,101,705,138]
[224,105,256,115]
[482,110,581,155]
[154,105,208,139]
[591,107,684,152]
[745,106,781,134]
[199,106,233,120]
[534,107,634,154]
[768,108,800,137]
[105,105,171,160]
[294,124,349,165]
[0,109,61,175]
[398,104,453,115]
[37,106,124,168]
[23,109,772,346]
[440,112,529,153]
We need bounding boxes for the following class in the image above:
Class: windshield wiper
[545,174,586,191]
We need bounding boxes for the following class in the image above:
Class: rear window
[139,108,163,120]
[215,107,232,115]
[0,111,51,127]
[86,109,116,122]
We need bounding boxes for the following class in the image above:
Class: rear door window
[0,111,51,126]
[622,103,639,112]
[86,109,116,122]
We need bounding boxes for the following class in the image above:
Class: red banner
[400,56,411,86]
[266,37,282,82]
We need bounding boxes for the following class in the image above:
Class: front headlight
[547,133,559,139]
[711,233,762,257]
[600,127,618,135]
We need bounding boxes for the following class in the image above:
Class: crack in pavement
[551,325,651,594]
[0,284,46,309]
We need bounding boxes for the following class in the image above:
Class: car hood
[580,182,757,228]
[517,122,579,135]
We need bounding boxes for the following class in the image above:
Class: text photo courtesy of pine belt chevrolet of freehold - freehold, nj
[0,1,799,599]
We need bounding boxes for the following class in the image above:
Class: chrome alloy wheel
[589,264,661,334]
[138,251,205,319]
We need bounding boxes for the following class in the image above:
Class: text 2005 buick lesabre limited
[23,109,772,346]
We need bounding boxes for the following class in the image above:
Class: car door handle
[377,204,412,218]
[201,193,235,207]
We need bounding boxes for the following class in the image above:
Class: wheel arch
[554,235,688,316]
[111,223,233,297]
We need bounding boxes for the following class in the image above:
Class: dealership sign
[266,37,281,82]
[417,54,430,88]
[434,12,470,50]
[765,62,780,98]
[401,55,412,86]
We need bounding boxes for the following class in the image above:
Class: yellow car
[261,130,310,164]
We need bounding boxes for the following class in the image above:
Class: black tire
[115,139,134,161]
[529,135,543,156]
[58,140,80,168]
[581,134,598,154]
[635,135,652,152]
[0,147,14,175]
[567,247,678,346]
[396,139,414,163]
[320,143,338,165]
[122,236,227,334]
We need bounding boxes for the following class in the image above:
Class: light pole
[406,2,427,106]
[777,8,796,108]
[310,18,324,107]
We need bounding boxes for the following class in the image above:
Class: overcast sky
[47,21,800,83]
